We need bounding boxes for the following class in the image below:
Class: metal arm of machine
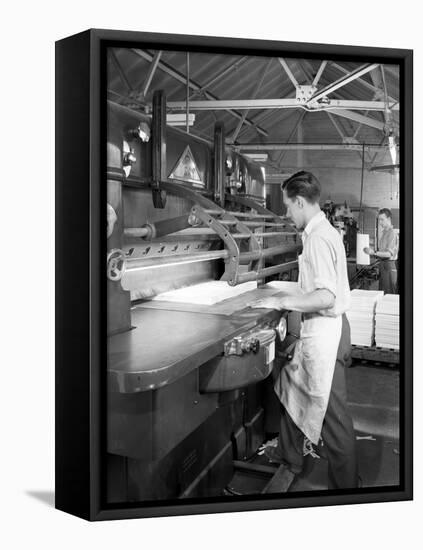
[225,193,298,232]
[235,261,299,284]
[115,180,301,286]
[124,214,198,240]
[189,203,261,285]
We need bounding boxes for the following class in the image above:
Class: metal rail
[119,180,300,286]
[125,250,228,271]
[235,261,299,284]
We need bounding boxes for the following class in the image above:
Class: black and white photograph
[4,0,421,545]
[105,40,408,506]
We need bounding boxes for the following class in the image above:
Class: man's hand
[363,247,375,256]
[249,296,292,311]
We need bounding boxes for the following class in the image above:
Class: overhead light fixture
[264,173,292,184]
[388,133,397,165]
[244,153,268,162]
[369,165,399,173]
[266,173,292,178]
[167,113,196,127]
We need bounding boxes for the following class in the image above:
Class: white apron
[274,253,342,445]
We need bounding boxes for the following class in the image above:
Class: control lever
[277,340,297,362]
[240,338,260,354]
[280,350,294,362]
[250,339,260,354]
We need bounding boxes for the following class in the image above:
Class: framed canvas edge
[82,27,413,60]
[55,28,413,522]
[91,487,412,522]
[55,29,93,521]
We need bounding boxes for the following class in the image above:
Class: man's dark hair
[282,171,321,203]
[378,208,392,219]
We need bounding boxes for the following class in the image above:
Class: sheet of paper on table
[264,281,303,296]
[152,280,258,305]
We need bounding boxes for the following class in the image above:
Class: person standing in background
[364,208,399,294]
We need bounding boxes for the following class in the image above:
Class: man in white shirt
[251,171,358,490]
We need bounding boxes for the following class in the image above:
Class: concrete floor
[346,362,400,488]
[228,362,400,494]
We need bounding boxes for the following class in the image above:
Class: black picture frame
[55,28,413,521]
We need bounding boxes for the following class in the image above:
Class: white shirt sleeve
[306,234,337,297]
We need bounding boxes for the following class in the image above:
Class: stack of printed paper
[375,294,400,349]
[346,289,384,346]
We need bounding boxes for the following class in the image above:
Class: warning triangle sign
[168,145,204,186]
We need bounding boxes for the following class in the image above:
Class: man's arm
[364,231,398,260]
[249,288,334,313]
[375,250,392,259]
[363,247,392,259]
[250,234,337,313]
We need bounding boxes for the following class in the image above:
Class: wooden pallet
[351,344,399,366]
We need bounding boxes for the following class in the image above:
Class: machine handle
[250,339,260,354]
[107,249,127,282]
[277,340,297,362]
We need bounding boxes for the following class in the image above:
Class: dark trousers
[379,260,398,294]
[277,314,359,489]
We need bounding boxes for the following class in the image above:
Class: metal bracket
[107,249,126,282]
[296,85,317,104]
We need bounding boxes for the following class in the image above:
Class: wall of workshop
[267,150,400,247]
[279,149,400,209]
[300,167,400,209]
[266,167,399,215]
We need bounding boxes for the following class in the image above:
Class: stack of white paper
[152,280,257,305]
[264,281,303,295]
[375,294,400,349]
[346,289,384,346]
